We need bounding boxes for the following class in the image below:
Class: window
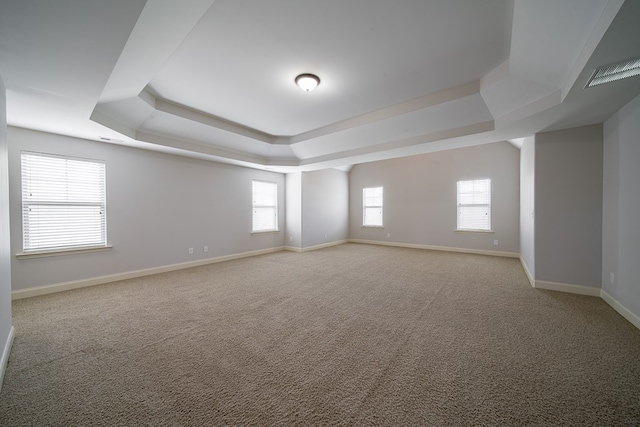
[457,178,491,231]
[21,152,107,252]
[363,186,383,227]
[252,180,278,232]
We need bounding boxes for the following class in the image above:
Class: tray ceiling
[1,0,640,172]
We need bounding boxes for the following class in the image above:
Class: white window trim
[252,179,278,233]
[363,186,383,227]
[20,151,108,255]
[16,245,112,259]
[456,178,492,232]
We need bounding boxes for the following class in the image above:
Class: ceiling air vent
[585,57,640,88]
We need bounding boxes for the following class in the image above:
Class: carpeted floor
[1,243,640,426]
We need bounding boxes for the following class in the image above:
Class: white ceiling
[1,0,640,172]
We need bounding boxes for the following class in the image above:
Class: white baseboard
[348,239,519,258]
[12,246,286,300]
[0,326,15,394]
[534,280,601,297]
[300,240,349,252]
[519,257,535,287]
[9,241,640,333]
[9,240,516,299]
[285,240,348,253]
[601,289,640,330]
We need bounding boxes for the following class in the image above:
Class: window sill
[16,245,113,259]
[251,230,279,235]
[362,225,384,229]
[455,229,494,234]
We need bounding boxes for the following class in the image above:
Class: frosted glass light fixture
[295,73,320,92]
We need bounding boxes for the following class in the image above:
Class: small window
[363,186,383,227]
[457,178,491,231]
[21,151,107,252]
[252,180,278,232]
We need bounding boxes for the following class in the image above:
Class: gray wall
[8,127,286,291]
[534,125,603,287]
[285,172,302,249]
[0,74,13,385]
[349,142,520,254]
[519,136,535,282]
[301,169,349,248]
[603,93,640,317]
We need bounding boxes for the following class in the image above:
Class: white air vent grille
[586,57,640,88]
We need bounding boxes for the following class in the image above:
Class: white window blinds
[252,180,278,232]
[21,152,107,252]
[363,186,383,226]
[457,178,491,231]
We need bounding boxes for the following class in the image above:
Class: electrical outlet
[387,233,391,238]
[203,246,208,253]
[610,272,615,284]
[188,248,194,255]
[289,236,293,242]
[324,233,328,239]
[493,239,499,246]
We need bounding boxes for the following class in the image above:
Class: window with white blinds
[252,180,278,232]
[363,186,383,227]
[21,152,107,252]
[457,178,491,231]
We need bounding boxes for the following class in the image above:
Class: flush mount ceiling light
[295,73,320,92]
[585,57,640,88]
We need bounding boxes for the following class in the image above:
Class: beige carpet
[1,243,640,426]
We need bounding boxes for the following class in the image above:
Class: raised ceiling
[1,0,640,172]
